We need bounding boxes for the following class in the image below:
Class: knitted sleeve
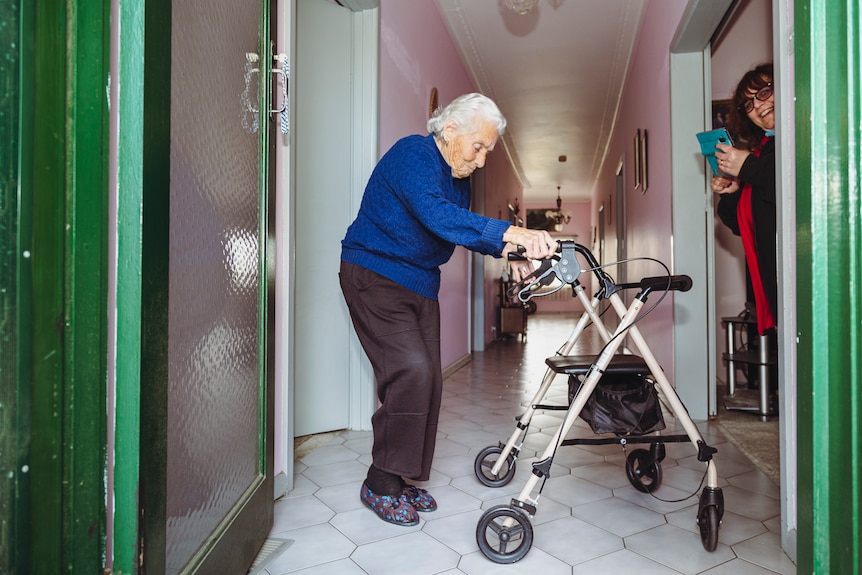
[384,136,510,256]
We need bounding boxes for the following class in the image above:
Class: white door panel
[294,0,354,435]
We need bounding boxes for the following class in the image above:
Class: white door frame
[772,0,798,559]
[275,1,378,497]
[346,7,380,433]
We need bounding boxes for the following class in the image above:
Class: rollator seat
[546,353,650,376]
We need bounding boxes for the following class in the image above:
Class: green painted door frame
[2,0,109,572]
[1,0,32,570]
[112,0,149,567]
[796,0,862,572]
[112,0,171,568]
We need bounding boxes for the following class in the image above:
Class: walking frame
[474,240,724,563]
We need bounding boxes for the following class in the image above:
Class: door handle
[242,52,289,134]
[272,54,288,116]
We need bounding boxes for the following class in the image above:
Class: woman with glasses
[711,62,777,336]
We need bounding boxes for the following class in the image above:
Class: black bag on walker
[571,373,666,436]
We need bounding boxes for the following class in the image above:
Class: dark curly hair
[725,62,773,151]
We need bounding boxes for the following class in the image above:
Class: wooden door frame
[795,0,861,570]
[19,0,110,572]
[113,0,171,569]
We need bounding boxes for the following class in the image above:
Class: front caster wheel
[474,445,517,487]
[698,505,720,551]
[476,505,534,564]
[625,448,663,493]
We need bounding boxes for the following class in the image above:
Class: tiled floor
[262,313,796,574]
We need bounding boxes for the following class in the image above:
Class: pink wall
[482,155,524,344]
[711,0,773,100]
[590,0,689,381]
[378,2,473,153]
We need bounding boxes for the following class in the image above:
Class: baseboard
[782,528,797,564]
[443,353,472,379]
[273,471,289,501]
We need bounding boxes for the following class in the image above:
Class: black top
[716,136,777,323]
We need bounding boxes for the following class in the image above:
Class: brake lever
[506,260,556,300]
[509,241,583,302]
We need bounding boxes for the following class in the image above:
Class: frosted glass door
[164,0,272,572]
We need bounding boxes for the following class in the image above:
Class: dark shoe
[360,482,419,526]
[402,484,437,512]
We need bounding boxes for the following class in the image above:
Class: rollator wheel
[697,505,720,551]
[625,448,663,493]
[474,445,517,487]
[476,505,534,564]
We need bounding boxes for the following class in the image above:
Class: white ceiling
[435,0,646,204]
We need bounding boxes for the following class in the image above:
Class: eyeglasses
[739,83,773,113]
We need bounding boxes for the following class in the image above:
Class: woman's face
[442,120,499,178]
[744,80,775,132]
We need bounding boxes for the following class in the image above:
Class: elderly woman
[711,63,777,336]
[340,92,556,526]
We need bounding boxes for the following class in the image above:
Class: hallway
[257,313,795,574]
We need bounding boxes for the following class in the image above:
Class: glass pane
[166,1,262,571]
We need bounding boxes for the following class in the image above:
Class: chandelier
[545,186,572,232]
[504,0,539,15]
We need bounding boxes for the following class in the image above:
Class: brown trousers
[339,262,442,481]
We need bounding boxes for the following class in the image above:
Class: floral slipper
[360,482,420,526]
[402,484,437,512]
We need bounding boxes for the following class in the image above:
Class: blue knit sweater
[341,134,511,300]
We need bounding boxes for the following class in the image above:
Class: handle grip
[639,274,693,292]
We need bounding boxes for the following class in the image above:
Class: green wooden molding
[113,0,147,571]
[29,0,69,571]
[2,0,32,571]
[796,0,862,571]
[113,0,173,571]
[64,0,110,570]
[24,0,111,572]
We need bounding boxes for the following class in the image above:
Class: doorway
[669,0,795,561]
[290,0,379,440]
[615,155,627,284]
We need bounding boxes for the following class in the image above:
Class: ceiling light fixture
[545,186,572,232]
[505,0,539,15]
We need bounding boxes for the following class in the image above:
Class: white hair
[427,93,507,137]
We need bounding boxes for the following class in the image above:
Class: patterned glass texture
[166,1,262,571]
